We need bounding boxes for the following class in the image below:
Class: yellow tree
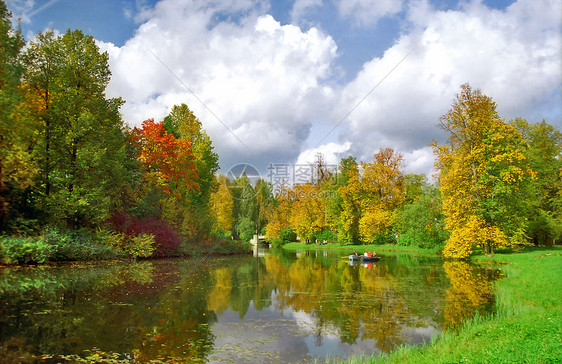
[210,174,234,234]
[265,188,293,240]
[289,183,325,241]
[359,148,405,243]
[433,84,534,258]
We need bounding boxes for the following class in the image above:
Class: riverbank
[282,242,442,256]
[0,230,251,266]
[338,247,562,363]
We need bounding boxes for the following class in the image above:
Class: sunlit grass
[281,242,441,255]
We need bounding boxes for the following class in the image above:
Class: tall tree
[510,118,561,246]
[22,29,129,228]
[359,148,405,243]
[0,2,30,230]
[210,175,234,235]
[336,157,361,244]
[289,183,324,241]
[433,84,534,258]
[163,104,219,239]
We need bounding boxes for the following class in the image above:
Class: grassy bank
[282,242,441,255]
[338,248,562,364]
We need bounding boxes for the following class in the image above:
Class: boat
[361,255,380,262]
[348,254,362,261]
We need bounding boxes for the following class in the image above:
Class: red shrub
[110,211,182,257]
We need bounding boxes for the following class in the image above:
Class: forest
[0,2,560,263]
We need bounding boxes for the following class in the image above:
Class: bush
[0,236,53,264]
[98,230,155,259]
[110,211,182,257]
[43,227,119,261]
[276,227,297,245]
[312,230,337,244]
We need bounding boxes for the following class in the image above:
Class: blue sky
[6,0,561,178]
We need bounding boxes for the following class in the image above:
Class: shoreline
[335,247,562,363]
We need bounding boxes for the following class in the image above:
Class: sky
[6,0,562,181]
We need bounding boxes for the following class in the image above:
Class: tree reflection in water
[0,251,500,362]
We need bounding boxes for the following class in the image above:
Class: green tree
[22,29,128,228]
[433,84,534,258]
[397,185,448,248]
[232,175,258,241]
[510,118,562,246]
[0,2,31,231]
[336,157,361,244]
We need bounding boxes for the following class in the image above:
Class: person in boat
[372,251,377,256]
[353,251,358,256]
[367,251,373,257]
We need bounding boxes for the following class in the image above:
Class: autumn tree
[162,104,218,240]
[433,84,534,258]
[131,119,198,195]
[210,174,234,235]
[265,186,293,242]
[289,183,325,241]
[359,148,405,243]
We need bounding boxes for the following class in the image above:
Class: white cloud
[335,0,404,26]
[96,0,560,179]
[335,0,561,174]
[295,142,351,166]
[290,0,323,25]
[99,0,337,171]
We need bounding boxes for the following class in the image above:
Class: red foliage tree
[131,119,199,195]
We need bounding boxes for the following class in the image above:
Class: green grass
[282,242,441,255]
[334,247,562,364]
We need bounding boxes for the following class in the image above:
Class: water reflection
[0,250,500,363]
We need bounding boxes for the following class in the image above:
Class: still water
[0,248,500,363]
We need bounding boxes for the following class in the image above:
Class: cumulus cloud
[335,0,561,176]
[94,0,560,179]
[99,0,337,172]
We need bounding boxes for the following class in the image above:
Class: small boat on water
[361,255,380,262]
[348,255,380,263]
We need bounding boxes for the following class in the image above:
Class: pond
[0,247,501,363]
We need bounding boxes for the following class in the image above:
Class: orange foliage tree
[132,119,198,196]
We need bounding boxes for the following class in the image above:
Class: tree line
[1,1,560,261]
[0,4,238,261]
[218,85,561,259]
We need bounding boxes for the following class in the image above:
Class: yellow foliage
[435,84,535,258]
[443,261,495,328]
[359,207,393,242]
[210,175,234,232]
[288,183,325,239]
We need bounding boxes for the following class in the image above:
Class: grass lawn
[281,242,441,256]
[334,247,562,364]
